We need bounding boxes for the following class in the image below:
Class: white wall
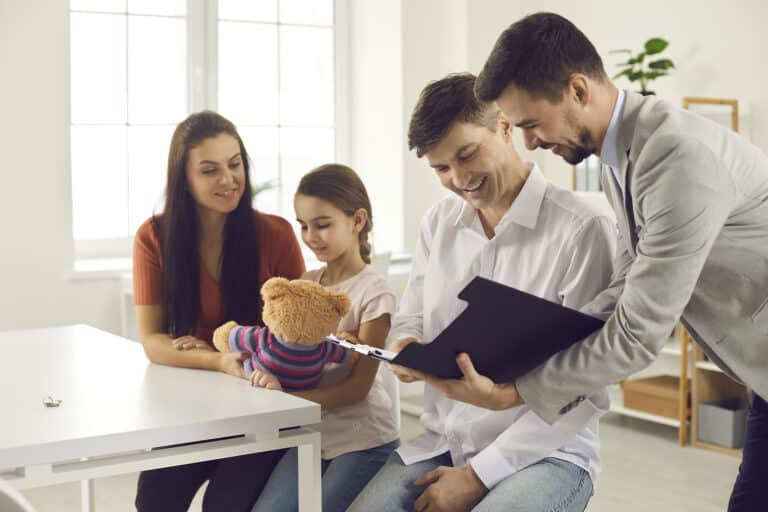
[345,0,405,254]
[3,0,767,334]
[350,0,768,250]
[467,0,768,183]
[399,0,467,252]
[346,0,468,253]
[0,0,122,334]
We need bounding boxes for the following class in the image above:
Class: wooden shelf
[607,329,691,446]
[692,439,743,458]
[608,384,681,427]
[695,360,722,373]
[690,342,747,458]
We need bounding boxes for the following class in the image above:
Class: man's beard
[561,127,595,165]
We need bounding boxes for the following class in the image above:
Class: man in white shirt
[348,73,616,512]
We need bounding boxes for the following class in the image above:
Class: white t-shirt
[302,265,399,459]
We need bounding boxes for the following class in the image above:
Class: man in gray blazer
[421,12,767,511]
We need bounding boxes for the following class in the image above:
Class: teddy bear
[212,276,353,391]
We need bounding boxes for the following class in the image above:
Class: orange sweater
[132,210,305,342]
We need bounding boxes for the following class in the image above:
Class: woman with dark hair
[132,110,305,511]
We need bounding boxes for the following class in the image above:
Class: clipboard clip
[325,334,397,362]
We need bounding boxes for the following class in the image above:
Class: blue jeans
[728,393,767,511]
[251,439,399,512]
[348,452,593,512]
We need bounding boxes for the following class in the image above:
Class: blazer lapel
[610,91,646,254]
[598,164,634,256]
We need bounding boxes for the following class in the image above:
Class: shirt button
[352,421,362,431]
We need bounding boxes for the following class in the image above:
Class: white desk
[0,325,322,511]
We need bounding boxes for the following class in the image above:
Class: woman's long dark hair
[154,110,262,337]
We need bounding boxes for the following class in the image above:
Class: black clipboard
[390,276,604,382]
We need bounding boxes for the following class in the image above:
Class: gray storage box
[698,397,748,449]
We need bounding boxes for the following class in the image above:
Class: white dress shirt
[392,164,616,489]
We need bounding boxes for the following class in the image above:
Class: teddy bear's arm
[249,369,283,391]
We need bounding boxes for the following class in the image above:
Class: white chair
[0,479,36,512]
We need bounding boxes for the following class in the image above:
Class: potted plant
[610,38,675,95]
[251,179,277,198]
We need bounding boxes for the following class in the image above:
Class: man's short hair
[408,73,499,158]
[475,12,607,103]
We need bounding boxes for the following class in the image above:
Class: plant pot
[639,91,656,96]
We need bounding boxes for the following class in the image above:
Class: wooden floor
[20,412,739,511]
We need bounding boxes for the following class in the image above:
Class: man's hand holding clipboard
[388,336,525,410]
[326,276,604,411]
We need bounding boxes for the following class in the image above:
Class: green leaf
[251,179,277,196]
[628,71,644,81]
[644,38,668,55]
[648,58,675,70]
[612,67,634,80]
[645,71,669,80]
[629,52,647,65]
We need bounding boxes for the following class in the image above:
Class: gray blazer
[517,91,768,424]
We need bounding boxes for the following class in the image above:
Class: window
[70,0,339,261]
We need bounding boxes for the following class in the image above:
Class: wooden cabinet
[690,335,748,457]
[609,325,691,446]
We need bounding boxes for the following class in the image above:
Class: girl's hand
[172,335,215,351]
[336,331,360,344]
[336,332,361,364]
[250,369,283,390]
[217,351,248,379]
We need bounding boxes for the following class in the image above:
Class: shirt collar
[599,89,625,170]
[454,162,547,231]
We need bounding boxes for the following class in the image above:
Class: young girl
[132,111,305,511]
[250,164,400,512]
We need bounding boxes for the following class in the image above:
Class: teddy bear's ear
[261,277,291,301]
[330,291,351,317]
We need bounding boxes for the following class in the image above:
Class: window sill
[70,257,132,281]
[69,252,412,282]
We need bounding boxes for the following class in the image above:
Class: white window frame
[72,0,348,270]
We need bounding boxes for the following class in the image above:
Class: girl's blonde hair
[296,164,374,264]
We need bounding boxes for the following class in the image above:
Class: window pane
[279,0,332,25]
[219,0,277,22]
[239,127,280,214]
[218,22,278,126]
[128,16,187,124]
[279,126,334,220]
[280,26,333,126]
[70,13,127,124]
[71,0,126,13]
[127,0,185,16]
[71,126,129,240]
[128,125,174,234]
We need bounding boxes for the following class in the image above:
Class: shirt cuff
[469,444,518,490]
